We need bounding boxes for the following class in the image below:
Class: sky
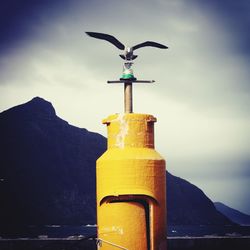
[0,0,250,215]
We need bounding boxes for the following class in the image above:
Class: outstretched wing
[85,32,125,50]
[132,41,168,51]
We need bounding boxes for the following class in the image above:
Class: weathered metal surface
[96,113,167,250]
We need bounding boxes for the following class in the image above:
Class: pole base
[120,77,137,81]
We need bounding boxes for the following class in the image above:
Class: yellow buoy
[96,113,166,250]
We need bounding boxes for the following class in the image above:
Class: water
[0,225,97,239]
[1,225,250,239]
[168,225,250,237]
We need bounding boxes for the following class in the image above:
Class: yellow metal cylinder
[96,113,166,250]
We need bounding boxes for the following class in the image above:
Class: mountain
[214,202,250,225]
[0,97,106,226]
[0,97,232,228]
[167,174,231,225]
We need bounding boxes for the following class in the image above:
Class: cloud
[0,0,250,213]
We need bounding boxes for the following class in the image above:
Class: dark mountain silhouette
[0,97,106,226]
[167,174,231,225]
[0,97,232,229]
[214,202,250,225]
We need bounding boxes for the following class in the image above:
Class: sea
[0,225,250,239]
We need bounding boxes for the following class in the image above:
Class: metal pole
[124,81,133,113]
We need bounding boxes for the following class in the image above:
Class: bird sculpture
[85,32,168,112]
[85,32,168,61]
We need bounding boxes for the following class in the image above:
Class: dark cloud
[0,0,73,53]
[193,0,250,55]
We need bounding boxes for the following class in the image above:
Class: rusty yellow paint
[96,113,167,250]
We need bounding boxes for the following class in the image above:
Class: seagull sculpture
[85,32,168,61]
[85,32,168,113]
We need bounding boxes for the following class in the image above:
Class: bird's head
[120,46,138,61]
